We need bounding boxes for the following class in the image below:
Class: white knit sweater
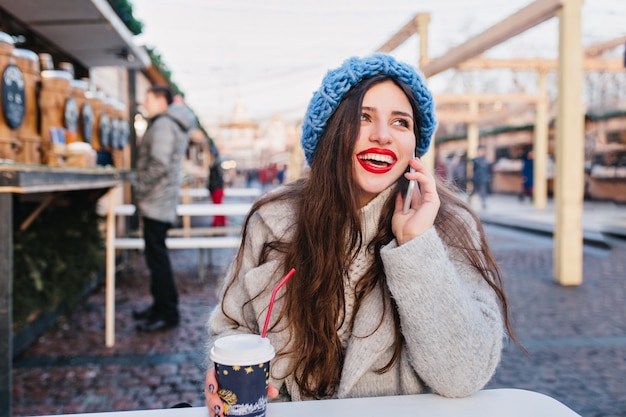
[207,186,504,401]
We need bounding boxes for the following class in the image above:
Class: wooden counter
[0,164,128,193]
[491,170,522,193]
[588,177,626,203]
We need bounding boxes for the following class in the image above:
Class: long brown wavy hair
[220,75,520,399]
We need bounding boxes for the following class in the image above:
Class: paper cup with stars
[210,334,275,417]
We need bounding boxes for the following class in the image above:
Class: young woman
[204,53,517,415]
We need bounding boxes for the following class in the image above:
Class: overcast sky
[130,0,626,127]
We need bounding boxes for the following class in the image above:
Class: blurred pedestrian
[469,145,490,209]
[208,146,226,227]
[276,164,287,184]
[519,150,534,202]
[451,152,467,192]
[133,85,196,332]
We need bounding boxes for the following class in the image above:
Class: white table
[33,389,581,417]
[180,187,262,199]
[113,203,252,216]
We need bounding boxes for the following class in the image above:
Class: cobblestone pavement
[11,198,626,417]
[483,226,626,417]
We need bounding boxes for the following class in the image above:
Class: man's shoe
[132,305,156,321]
[136,317,179,333]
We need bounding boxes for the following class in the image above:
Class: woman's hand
[392,157,440,245]
[205,368,223,417]
[205,368,279,417]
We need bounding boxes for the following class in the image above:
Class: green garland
[146,47,184,97]
[12,194,104,331]
[107,0,144,35]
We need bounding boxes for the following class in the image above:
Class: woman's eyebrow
[362,106,413,119]
[392,110,414,121]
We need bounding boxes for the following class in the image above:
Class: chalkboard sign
[99,112,111,148]
[64,96,79,133]
[2,64,25,129]
[119,120,130,149]
[111,117,121,149]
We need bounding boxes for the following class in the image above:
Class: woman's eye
[360,112,371,122]
[393,118,410,128]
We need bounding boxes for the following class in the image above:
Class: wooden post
[105,187,117,347]
[534,69,549,209]
[554,0,585,286]
[181,183,191,238]
[466,99,479,197]
[416,13,430,69]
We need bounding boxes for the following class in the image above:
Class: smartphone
[403,153,416,214]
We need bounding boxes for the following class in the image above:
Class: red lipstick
[356,148,397,174]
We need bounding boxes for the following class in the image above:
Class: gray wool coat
[135,103,196,224]
[207,186,504,401]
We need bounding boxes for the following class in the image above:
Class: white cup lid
[210,334,275,366]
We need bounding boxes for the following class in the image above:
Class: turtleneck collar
[360,185,395,241]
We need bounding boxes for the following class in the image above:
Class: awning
[0,0,150,69]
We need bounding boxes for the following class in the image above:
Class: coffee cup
[210,334,275,417]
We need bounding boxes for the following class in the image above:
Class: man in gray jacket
[133,85,196,332]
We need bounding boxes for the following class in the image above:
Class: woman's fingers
[406,158,438,203]
[392,158,440,244]
[205,369,224,417]
[268,383,279,398]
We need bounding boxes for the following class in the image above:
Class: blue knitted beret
[301,53,437,165]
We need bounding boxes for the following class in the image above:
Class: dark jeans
[142,216,179,322]
[470,182,488,207]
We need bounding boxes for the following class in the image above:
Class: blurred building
[210,100,301,177]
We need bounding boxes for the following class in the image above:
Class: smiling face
[353,80,416,206]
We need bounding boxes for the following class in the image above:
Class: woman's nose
[370,122,392,144]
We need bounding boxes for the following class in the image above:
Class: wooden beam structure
[457,57,624,72]
[436,93,544,104]
[421,0,563,77]
[585,35,626,57]
[376,15,420,53]
[437,106,538,124]
[476,104,538,125]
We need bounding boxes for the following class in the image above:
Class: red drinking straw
[261,268,296,338]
